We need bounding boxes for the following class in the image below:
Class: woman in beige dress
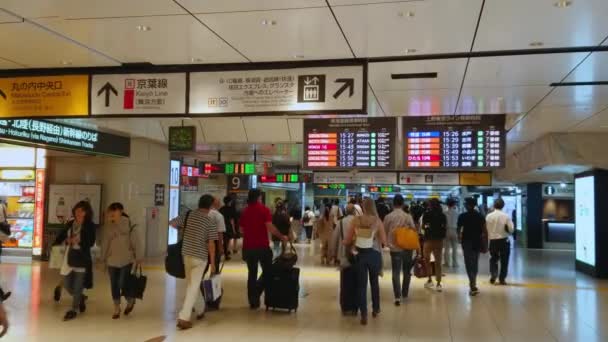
[315,207,334,265]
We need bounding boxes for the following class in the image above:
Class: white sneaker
[424,281,434,289]
[436,284,443,292]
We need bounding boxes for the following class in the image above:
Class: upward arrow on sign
[97,82,118,107]
[0,89,6,100]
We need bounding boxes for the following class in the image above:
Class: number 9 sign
[231,176,241,190]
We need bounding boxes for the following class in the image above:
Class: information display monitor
[303,117,396,169]
[402,114,505,169]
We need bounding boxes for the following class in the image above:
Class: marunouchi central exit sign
[0,75,89,118]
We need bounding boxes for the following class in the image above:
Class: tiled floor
[0,245,607,342]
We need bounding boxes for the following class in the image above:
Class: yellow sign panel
[459,172,492,186]
[0,75,89,118]
[0,169,35,180]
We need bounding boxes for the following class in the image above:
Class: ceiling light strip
[549,81,608,87]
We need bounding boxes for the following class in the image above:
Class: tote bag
[165,211,190,279]
[49,245,66,269]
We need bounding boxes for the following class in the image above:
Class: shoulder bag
[165,211,191,279]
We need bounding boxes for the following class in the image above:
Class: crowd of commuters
[0,188,515,337]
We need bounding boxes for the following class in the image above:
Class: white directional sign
[189,63,366,115]
[91,73,186,115]
[399,172,460,185]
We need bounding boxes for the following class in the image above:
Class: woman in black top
[53,201,96,321]
[271,201,291,259]
[219,196,238,260]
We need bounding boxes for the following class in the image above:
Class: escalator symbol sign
[297,75,325,103]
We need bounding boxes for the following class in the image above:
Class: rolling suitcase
[340,266,358,315]
[265,266,300,313]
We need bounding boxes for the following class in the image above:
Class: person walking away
[219,196,238,260]
[422,199,447,292]
[383,195,416,306]
[376,197,390,221]
[289,204,303,243]
[101,203,142,319]
[169,195,218,330]
[55,201,96,321]
[239,189,289,310]
[209,197,226,271]
[271,201,291,259]
[486,198,514,285]
[331,204,356,267]
[458,197,487,296]
[315,206,333,265]
[329,199,343,228]
[302,206,315,244]
[344,198,388,326]
[443,199,460,268]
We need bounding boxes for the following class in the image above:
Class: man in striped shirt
[169,194,218,330]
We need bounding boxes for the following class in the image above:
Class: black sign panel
[0,119,130,157]
[168,126,196,151]
[402,114,505,169]
[303,117,396,169]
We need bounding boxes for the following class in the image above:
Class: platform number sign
[228,175,250,192]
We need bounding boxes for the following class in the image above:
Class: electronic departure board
[303,117,396,169]
[403,114,506,169]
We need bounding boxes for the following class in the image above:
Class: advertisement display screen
[575,176,596,266]
[303,117,396,169]
[402,114,505,169]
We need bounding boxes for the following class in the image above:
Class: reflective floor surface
[0,245,607,342]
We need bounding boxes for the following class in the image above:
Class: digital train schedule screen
[303,117,396,169]
[403,114,506,169]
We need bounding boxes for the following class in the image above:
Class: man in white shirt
[443,199,460,268]
[485,198,514,285]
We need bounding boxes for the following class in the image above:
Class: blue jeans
[356,248,381,317]
[64,271,86,311]
[108,263,134,305]
[390,250,414,300]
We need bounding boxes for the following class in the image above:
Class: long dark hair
[72,200,94,223]
[247,189,262,204]
[323,206,330,221]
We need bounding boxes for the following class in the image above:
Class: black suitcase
[265,266,299,313]
[340,266,358,315]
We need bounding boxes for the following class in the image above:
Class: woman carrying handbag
[101,203,142,319]
[54,201,96,321]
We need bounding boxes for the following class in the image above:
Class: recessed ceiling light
[261,19,277,26]
[136,25,151,31]
[61,60,72,66]
[293,54,305,59]
[554,0,572,8]
[398,11,415,18]
[191,57,203,63]
[404,48,417,54]
[529,41,544,47]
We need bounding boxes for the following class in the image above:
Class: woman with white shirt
[344,198,388,326]
[54,201,96,321]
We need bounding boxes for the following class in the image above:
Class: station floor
[0,244,607,342]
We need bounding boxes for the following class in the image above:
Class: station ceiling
[1,0,608,163]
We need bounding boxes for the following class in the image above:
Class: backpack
[302,212,311,224]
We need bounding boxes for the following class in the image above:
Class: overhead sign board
[403,114,506,169]
[0,75,88,118]
[168,126,196,151]
[189,62,366,115]
[313,172,396,184]
[542,183,574,198]
[0,119,130,157]
[459,172,492,186]
[399,172,460,185]
[304,117,396,169]
[91,73,186,116]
